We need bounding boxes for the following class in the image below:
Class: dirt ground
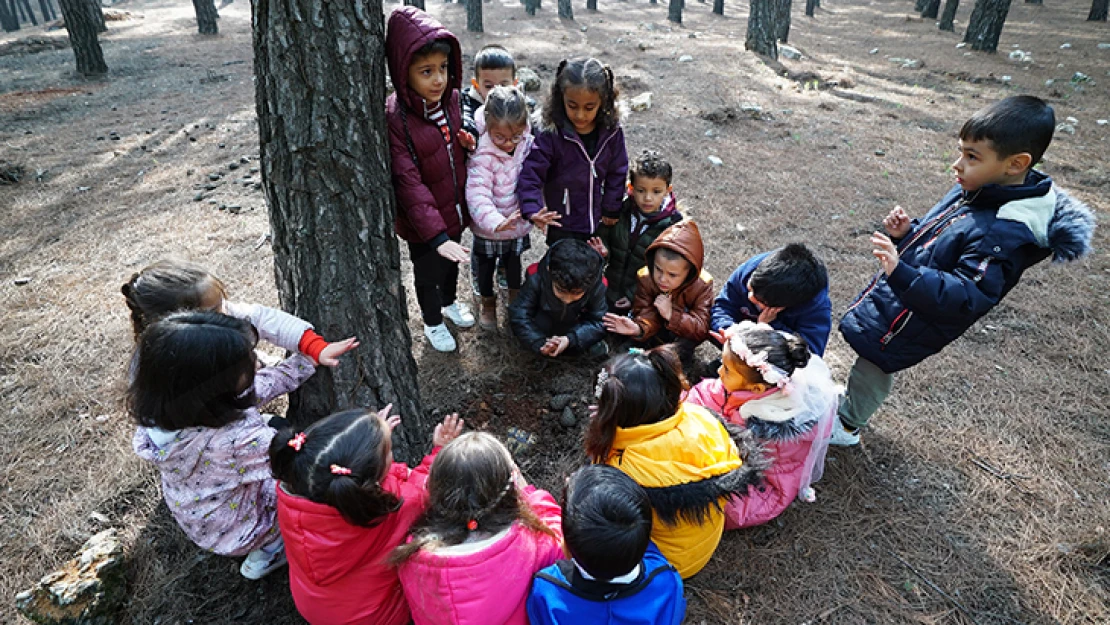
[1,0,1108,622]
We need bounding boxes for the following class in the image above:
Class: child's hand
[654,294,673,321]
[376,403,402,432]
[458,130,476,151]
[603,313,640,336]
[530,208,562,232]
[757,306,784,325]
[433,413,465,448]
[540,336,570,357]
[436,240,471,263]
[614,297,630,309]
[600,216,619,227]
[587,237,608,258]
[871,232,900,276]
[494,211,522,232]
[317,337,359,367]
[709,329,727,346]
[883,205,911,239]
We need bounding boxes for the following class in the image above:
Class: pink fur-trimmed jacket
[397,485,564,625]
[465,109,534,242]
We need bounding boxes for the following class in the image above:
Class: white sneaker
[240,545,287,580]
[424,323,457,352]
[441,302,476,328]
[829,418,861,447]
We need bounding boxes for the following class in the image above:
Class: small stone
[869,48,879,55]
[89,511,110,524]
[228,162,240,170]
[780,108,793,115]
[218,142,226,149]
[678,55,694,62]
[1066,116,1079,124]
[15,530,126,625]
[109,135,120,141]
[96,136,104,141]
[1098,43,1110,49]
[560,407,577,427]
[504,427,536,456]
[208,173,221,181]
[1000,75,1011,82]
[630,92,653,112]
[94,415,109,423]
[1072,72,1090,83]
[874,149,886,156]
[779,45,802,60]
[226,205,242,214]
[740,102,762,114]
[707,155,724,167]
[193,192,206,202]
[580,25,588,32]
[637,41,651,51]
[1097,119,1108,126]
[14,277,32,286]
[704,129,717,137]
[1055,123,1076,135]
[956,42,967,49]
[516,67,542,92]
[550,394,574,411]
[240,155,251,164]
[1045,79,1055,86]
[1060,42,1072,49]
[249,166,260,174]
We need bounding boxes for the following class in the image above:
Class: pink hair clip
[330,464,353,476]
[288,432,307,451]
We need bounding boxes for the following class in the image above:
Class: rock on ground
[15,530,126,625]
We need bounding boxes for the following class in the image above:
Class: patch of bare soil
[1,0,1107,623]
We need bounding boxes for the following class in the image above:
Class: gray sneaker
[829,418,861,447]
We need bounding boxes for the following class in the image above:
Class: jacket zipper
[879,310,914,349]
[565,130,618,232]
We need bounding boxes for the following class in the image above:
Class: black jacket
[509,241,608,353]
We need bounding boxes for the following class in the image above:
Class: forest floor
[1,0,1108,623]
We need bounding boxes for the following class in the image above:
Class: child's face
[563,86,601,135]
[489,120,527,154]
[553,283,586,305]
[652,255,691,293]
[745,279,768,310]
[718,343,766,393]
[474,67,515,101]
[951,138,1028,191]
[630,176,672,214]
[408,51,450,104]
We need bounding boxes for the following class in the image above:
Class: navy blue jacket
[840,170,1095,373]
[509,240,608,353]
[711,252,833,355]
[526,543,685,625]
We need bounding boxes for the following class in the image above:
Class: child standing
[270,408,463,625]
[466,86,535,329]
[394,433,564,625]
[508,239,609,359]
[527,465,686,625]
[710,244,831,356]
[518,57,628,244]
[387,7,476,353]
[593,149,683,313]
[834,95,1095,446]
[130,311,317,579]
[587,346,765,578]
[685,322,838,528]
[461,44,523,138]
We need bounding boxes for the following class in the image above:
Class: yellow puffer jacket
[605,403,764,578]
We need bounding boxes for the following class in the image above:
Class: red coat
[276,451,437,625]
[386,7,470,246]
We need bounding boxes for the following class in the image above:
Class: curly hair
[541,57,620,131]
[629,149,673,186]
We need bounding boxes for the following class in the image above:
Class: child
[834,95,1095,446]
[602,220,713,360]
[466,86,534,330]
[386,7,476,353]
[509,239,609,359]
[461,44,520,139]
[121,259,357,365]
[593,149,683,313]
[710,244,831,356]
[685,322,838,528]
[518,57,628,244]
[394,433,564,625]
[129,311,317,579]
[527,465,686,625]
[270,408,463,625]
[586,345,765,578]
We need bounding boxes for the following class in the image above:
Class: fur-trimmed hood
[1043,187,1096,262]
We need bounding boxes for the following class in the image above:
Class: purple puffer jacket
[517,123,628,236]
[386,7,469,247]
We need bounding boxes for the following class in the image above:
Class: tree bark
[466,0,482,31]
[56,0,107,75]
[1024,0,1041,4]
[714,0,724,14]
[38,0,54,20]
[558,0,571,18]
[921,0,940,18]
[587,0,597,9]
[525,0,537,14]
[805,0,816,16]
[914,0,927,10]
[746,0,778,59]
[668,0,682,22]
[0,0,19,30]
[404,0,425,7]
[252,0,428,462]
[86,0,104,33]
[774,0,791,43]
[193,0,218,34]
[1090,0,1108,20]
[962,0,1012,52]
[939,0,958,29]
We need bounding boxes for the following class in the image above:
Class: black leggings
[408,238,460,326]
[475,253,523,297]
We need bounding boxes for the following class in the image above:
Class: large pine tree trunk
[775,0,791,42]
[746,0,778,59]
[86,0,104,33]
[587,0,597,9]
[253,0,428,462]
[558,0,572,18]
[0,0,19,31]
[38,0,54,20]
[193,0,218,34]
[805,0,816,16]
[466,0,482,31]
[57,0,106,75]
[963,0,1012,52]
[714,0,724,13]
[524,0,537,14]
[939,0,958,29]
[669,0,682,22]
[921,0,940,18]
[1090,0,1108,20]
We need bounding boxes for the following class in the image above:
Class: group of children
[120,5,1095,624]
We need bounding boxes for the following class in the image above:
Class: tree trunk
[587,0,597,9]
[38,0,54,20]
[404,0,425,7]
[56,0,107,75]
[714,0,724,14]
[86,0,105,33]
[466,0,482,31]
[746,0,778,59]
[921,0,940,18]
[193,0,218,34]
[914,0,927,10]
[525,0,537,14]
[252,0,428,462]
[0,0,19,30]
[774,0,791,43]
[1090,0,1108,20]
[668,0,681,22]
[805,0,816,16]
[963,0,1011,52]
[558,0,571,18]
[1024,0,1041,4]
[939,0,958,28]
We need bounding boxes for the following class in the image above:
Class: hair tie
[628,347,645,356]
[330,464,352,476]
[466,519,478,531]
[288,432,307,451]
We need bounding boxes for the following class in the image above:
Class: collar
[573,559,642,584]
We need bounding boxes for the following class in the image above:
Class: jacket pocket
[879,310,913,350]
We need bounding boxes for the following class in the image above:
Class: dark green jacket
[595,194,682,308]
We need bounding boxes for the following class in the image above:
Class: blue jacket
[711,252,833,355]
[526,544,685,625]
[840,170,1095,373]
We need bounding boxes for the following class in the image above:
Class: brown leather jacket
[632,220,714,342]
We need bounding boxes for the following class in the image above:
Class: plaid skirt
[472,235,531,259]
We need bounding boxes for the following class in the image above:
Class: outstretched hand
[376,404,401,432]
[433,413,465,448]
[437,240,471,264]
[603,313,640,336]
[871,232,900,276]
[317,337,359,367]
[587,236,608,258]
[530,208,562,232]
[883,205,911,239]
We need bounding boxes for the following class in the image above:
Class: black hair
[392,433,556,563]
[412,39,452,64]
[121,259,227,340]
[473,44,515,77]
[541,57,620,131]
[728,325,811,381]
[562,465,652,580]
[959,95,1055,167]
[270,409,401,527]
[586,344,688,462]
[547,240,601,293]
[128,311,257,431]
[483,85,529,128]
[629,149,673,186]
[748,243,828,309]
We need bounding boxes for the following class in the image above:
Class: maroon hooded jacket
[385,7,470,247]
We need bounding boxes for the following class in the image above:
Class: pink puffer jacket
[465,116,534,241]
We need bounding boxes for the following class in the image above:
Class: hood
[1044,187,1096,262]
[645,220,705,289]
[386,7,462,114]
